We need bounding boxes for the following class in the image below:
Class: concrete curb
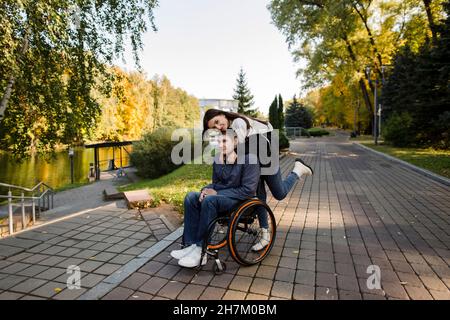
[353,142,450,187]
[78,226,184,300]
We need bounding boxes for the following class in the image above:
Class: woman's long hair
[202,109,268,136]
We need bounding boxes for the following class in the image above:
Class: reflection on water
[0,146,132,191]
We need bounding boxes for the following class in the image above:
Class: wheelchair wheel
[227,199,276,266]
[212,261,227,275]
[207,216,228,250]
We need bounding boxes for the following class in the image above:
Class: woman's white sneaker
[178,245,207,268]
[170,244,196,260]
[292,158,313,178]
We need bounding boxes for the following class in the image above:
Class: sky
[115,0,306,116]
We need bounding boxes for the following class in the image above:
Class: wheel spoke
[229,201,276,265]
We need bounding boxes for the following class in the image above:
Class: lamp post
[68,147,74,184]
[379,65,390,140]
[365,66,380,145]
[366,65,390,145]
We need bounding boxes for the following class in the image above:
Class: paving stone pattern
[0,204,172,300]
[1,132,449,300]
[102,134,450,300]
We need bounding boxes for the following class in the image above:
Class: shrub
[430,111,450,149]
[279,131,290,149]
[382,112,414,147]
[308,128,330,137]
[130,128,182,178]
[301,128,311,137]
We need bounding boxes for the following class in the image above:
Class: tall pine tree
[285,95,313,128]
[382,0,450,148]
[278,94,284,131]
[269,96,279,128]
[233,67,257,117]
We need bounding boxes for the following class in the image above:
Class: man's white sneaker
[251,228,271,251]
[170,244,196,260]
[178,245,207,268]
[292,158,313,178]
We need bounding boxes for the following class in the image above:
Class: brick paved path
[0,168,136,225]
[0,203,173,299]
[1,132,449,300]
[99,133,450,300]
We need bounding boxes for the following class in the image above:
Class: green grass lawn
[53,181,91,192]
[349,134,375,142]
[352,136,450,179]
[119,163,212,212]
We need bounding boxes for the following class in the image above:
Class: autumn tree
[92,70,200,142]
[0,0,159,156]
[267,0,445,134]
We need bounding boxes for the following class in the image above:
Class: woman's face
[207,114,229,132]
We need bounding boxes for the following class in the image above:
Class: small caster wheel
[213,261,226,275]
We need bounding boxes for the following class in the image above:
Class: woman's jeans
[256,168,299,228]
[183,192,240,247]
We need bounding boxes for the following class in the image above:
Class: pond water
[0,146,132,192]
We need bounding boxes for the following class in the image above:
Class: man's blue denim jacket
[202,153,260,200]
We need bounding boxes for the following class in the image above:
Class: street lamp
[365,65,387,145]
[68,147,74,184]
[365,66,379,145]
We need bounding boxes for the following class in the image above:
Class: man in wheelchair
[171,130,260,268]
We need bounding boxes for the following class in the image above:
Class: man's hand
[199,188,217,202]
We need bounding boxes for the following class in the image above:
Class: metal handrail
[285,127,306,137]
[0,195,41,199]
[0,181,53,193]
[0,181,54,236]
[0,188,52,200]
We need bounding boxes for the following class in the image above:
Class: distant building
[199,99,239,124]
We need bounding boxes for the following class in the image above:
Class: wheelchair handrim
[228,199,276,265]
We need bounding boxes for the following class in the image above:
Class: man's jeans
[256,168,299,228]
[183,192,240,247]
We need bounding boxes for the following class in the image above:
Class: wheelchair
[198,198,277,275]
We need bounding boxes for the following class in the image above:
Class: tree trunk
[342,34,374,134]
[352,2,383,74]
[359,78,373,133]
[343,35,373,114]
[0,76,16,118]
[422,0,438,41]
[358,78,372,113]
[0,29,30,119]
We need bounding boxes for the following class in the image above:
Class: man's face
[218,134,236,155]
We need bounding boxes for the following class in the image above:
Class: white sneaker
[170,244,196,260]
[178,245,207,268]
[251,228,271,251]
[292,158,313,178]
